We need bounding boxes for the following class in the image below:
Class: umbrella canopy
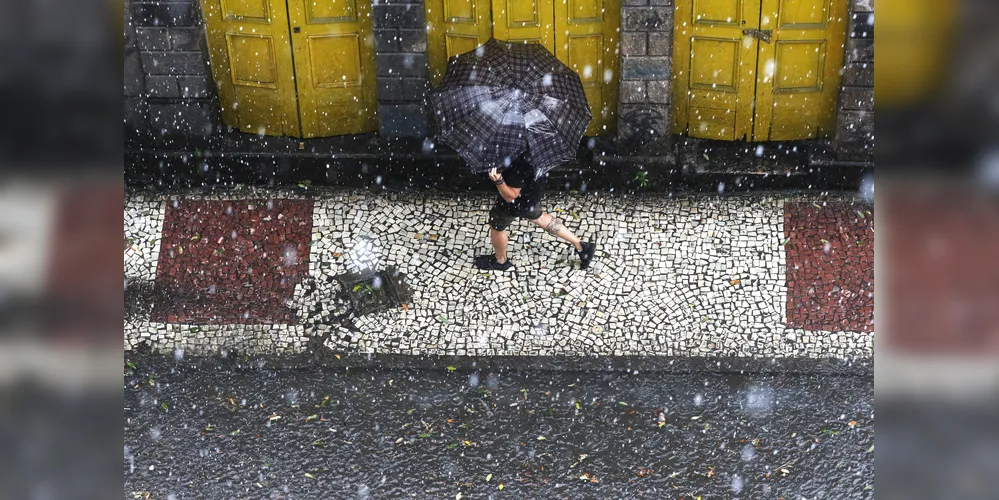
[429,39,591,178]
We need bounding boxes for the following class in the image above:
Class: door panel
[202,0,299,136]
[427,0,494,84]
[493,0,556,53]
[672,0,846,141]
[556,0,619,135]
[287,0,378,138]
[754,0,846,140]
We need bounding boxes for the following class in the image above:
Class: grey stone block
[124,47,146,97]
[146,75,180,97]
[622,0,648,5]
[647,31,671,56]
[836,110,873,160]
[852,0,874,13]
[649,0,672,5]
[850,13,874,38]
[379,77,428,102]
[840,87,874,111]
[620,33,646,57]
[149,101,216,136]
[170,27,201,50]
[375,29,400,52]
[400,78,430,102]
[621,57,670,80]
[617,103,670,155]
[376,53,428,77]
[140,51,208,75]
[846,38,873,62]
[842,62,873,87]
[136,27,170,51]
[373,5,425,29]
[379,104,428,137]
[647,79,670,103]
[378,77,403,101]
[620,80,647,103]
[124,3,138,48]
[622,7,670,31]
[179,75,213,98]
[398,29,428,53]
[131,2,198,27]
[124,97,149,129]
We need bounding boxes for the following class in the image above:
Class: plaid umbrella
[429,39,591,178]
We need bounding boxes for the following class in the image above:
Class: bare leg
[531,212,583,251]
[489,227,509,263]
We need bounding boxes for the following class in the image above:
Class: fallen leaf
[706,467,715,478]
[729,279,741,286]
[267,414,281,421]
[304,473,315,479]
[332,252,343,258]
[486,473,492,482]
[537,436,547,441]
[446,366,457,372]
[305,414,318,423]
[401,303,409,311]
[160,402,168,411]
[619,402,628,406]
[848,420,857,427]
[498,483,504,490]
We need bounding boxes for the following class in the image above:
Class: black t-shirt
[497,158,545,212]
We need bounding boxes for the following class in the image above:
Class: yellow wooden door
[671,0,761,141]
[202,0,299,136]
[426,0,494,85]
[286,0,378,137]
[672,0,847,141]
[554,0,620,135]
[202,0,378,137]
[754,0,847,140]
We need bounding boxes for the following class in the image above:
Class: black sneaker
[474,254,513,271]
[576,242,596,270]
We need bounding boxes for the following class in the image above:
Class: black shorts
[488,201,542,231]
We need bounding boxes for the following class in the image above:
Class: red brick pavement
[883,189,999,355]
[785,201,874,332]
[151,199,313,324]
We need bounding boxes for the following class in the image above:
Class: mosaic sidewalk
[124,188,874,359]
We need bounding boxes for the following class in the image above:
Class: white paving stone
[124,189,872,359]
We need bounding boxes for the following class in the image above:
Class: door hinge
[742,29,772,43]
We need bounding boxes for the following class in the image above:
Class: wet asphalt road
[124,355,873,499]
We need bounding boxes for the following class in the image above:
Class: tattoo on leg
[544,217,565,236]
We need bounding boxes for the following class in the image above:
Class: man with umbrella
[477,156,595,271]
[429,39,597,271]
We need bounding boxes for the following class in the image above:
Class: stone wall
[617,0,673,156]
[372,0,431,138]
[835,0,874,161]
[124,0,217,140]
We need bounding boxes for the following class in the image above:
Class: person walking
[473,154,596,271]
